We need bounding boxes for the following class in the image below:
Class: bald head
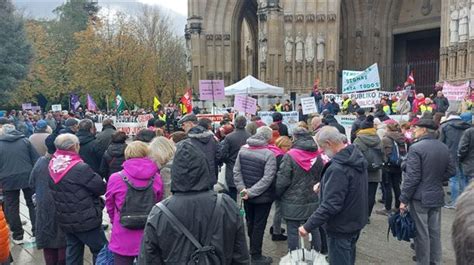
[54,133,80,153]
[311,116,322,131]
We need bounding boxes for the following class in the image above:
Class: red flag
[181,88,193,114]
[406,71,415,85]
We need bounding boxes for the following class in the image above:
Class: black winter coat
[439,118,471,164]
[29,157,66,249]
[187,126,220,185]
[276,137,323,221]
[459,127,474,177]
[433,96,449,113]
[323,115,346,135]
[0,131,39,190]
[76,131,102,173]
[95,125,116,159]
[277,122,289,137]
[138,140,249,264]
[99,143,126,180]
[49,162,106,233]
[350,115,365,143]
[400,134,456,208]
[303,144,368,238]
[218,129,251,188]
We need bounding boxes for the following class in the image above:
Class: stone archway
[231,0,259,83]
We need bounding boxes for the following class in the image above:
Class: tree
[0,0,32,106]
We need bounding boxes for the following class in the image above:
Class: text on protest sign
[300,97,318,115]
[442,81,470,101]
[199,80,225,101]
[51,104,62,112]
[325,90,381,108]
[197,113,235,123]
[22,103,32,111]
[258,111,299,135]
[342,63,381,94]
[234,95,257,114]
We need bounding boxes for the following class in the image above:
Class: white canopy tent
[224,75,285,96]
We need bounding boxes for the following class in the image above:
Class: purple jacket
[105,158,163,256]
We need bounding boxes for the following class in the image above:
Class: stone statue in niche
[421,0,432,16]
[459,0,469,42]
[355,30,363,66]
[284,33,294,63]
[450,4,460,44]
[305,33,315,62]
[373,29,381,63]
[470,0,474,39]
[295,32,304,63]
[316,33,325,62]
[260,41,267,62]
[185,40,192,73]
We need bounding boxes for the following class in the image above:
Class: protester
[419,98,435,115]
[138,139,249,264]
[48,134,107,264]
[412,93,425,114]
[75,119,102,174]
[178,113,198,133]
[299,126,368,265]
[274,100,283,112]
[276,128,324,251]
[169,131,187,144]
[351,109,366,143]
[310,116,324,135]
[60,118,79,135]
[134,129,156,143]
[348,99,361,114]
[0,205,10,265]
[376,122,406,216]
[283,99,293,111]
[95,118,116,159]
[353,115,383,222]
[433,91,450,113]
[29,139,66,265]
[311,85,323,113]
[452,182,474,265]
[439,112,471,208]
[458,126,474,183]
[297,104,308,122]
[323,114,346,135]
[149,136,176,199]
[100,131,127,181]
[458,94,473,114]
[234,126,277,264]
[105,141,163,264]
[45,112,57,132]
[218,116,251,201]
[29,120,51,156]
[0,124,39,244]
[272,112,289,137]
[341,95,351,114]
[396,94,411,114]
[269,123,281,145]
[400,118,455,264]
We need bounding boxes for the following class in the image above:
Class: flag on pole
[70,94,81,111]
[181,88,193,114]
[153,96,161,111]
[406,71,415,85]
[115,93,125,112]
[86,94,98,112]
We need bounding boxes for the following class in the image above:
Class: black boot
[251,255,273,265]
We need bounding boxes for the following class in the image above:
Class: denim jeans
[65,226,107,265]
[450,166,469,205]
[328,232,360,265]
[271,201,282,235]
[286,220,321,251]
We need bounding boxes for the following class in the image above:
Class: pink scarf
[287,149,322,171]
[49,150,84,184]
[244,144,285,157]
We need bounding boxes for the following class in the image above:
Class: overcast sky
[137,0,187,16]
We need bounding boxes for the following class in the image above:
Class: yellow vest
[342,99,351,110]
[158,114,166,122]
[391,102,398,114]
[180,103,187,115]
[383,105,390,114]
[275,103,283,112]
[420,104,433,113]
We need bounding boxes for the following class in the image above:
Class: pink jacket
[105,158,163,256]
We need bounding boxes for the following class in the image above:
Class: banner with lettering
[442,81,470,101]
[325,90,381,108]
[342,63,381,94]
[258,111,299,135]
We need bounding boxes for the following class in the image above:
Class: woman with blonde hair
[105,141,163,264]
[149,137,176,198]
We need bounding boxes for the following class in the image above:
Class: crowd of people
[0,85,473,265]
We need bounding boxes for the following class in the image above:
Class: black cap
[415,118,438,130]
[178,114,198,126]
[65,118,79,127]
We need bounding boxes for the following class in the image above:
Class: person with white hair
[299,126,368,265]
[233,126,277,264]
[48,134,107,264]
[0,123,39,245]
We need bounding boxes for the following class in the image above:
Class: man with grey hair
[218,116,251,201]
[0,123,39,244]
[48,133,107,264]
[299,126,368,265]
[234,126,277,264]
[400,119,455,264]
[76,119,101,174]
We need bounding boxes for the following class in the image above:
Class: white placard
[51,104,62,112]
[342,63,381,93]
[300,97,318,115]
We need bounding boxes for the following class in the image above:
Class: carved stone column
[448,46,457,80]
[316,61,324,85]
[327,61,336,87]
[295,62,303,87]
[468,40,474,77]
[306,61,314,88]
[439,47,448,81]
[260,62,267,83]
[457,42,467,79]
[285,63,292,88]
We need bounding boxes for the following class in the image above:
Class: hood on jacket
[48,150,84,184]
[171,140,212,193]
[442,118,472,130]
[107,143,127,157]
[323,115,338,125]
[247,135,269,147]
[0,130,25,142]
[188,126,214,144]
[292,136,318,152]
[356,128,381,147]
[123,158,158,180]
[76,131,96,145]
[102,124,117,131]
[384,131,405,145]
[332,144,367,173]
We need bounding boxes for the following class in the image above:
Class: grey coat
[95,125,116,159]
[400,134,456,208]
[353,130,383,183]
[276,137,323,221]
[458,127,474,177]
[233,137,277,201]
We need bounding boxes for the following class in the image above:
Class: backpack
[119,171,156,230]
[157,194,223,265]
[388,211,416,242]
[387,138,408,168]
[357,141,384,172]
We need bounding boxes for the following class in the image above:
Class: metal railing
[391,60,439,96]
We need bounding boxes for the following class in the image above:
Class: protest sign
[443,81,470,101]
[22,103,32,111]
[342,63,381,93]
[379,90,405,99]
[325,91,380,108]
[136,114,154,123]
[300,97,318,115]
[51,104,62,112]
[258,111,299,135]
[31,106,41,112]
[199,80,225,101]
[197,113,235,123]
[234,94,257,114]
